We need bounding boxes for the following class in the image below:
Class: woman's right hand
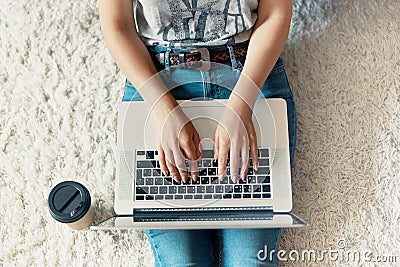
[153,98,201,183]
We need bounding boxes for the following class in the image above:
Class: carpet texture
[1,0,399,266]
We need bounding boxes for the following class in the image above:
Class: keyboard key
[228,178,236,184]
[215,185,223,193]
[173,179,181,185]
[247,168,253,175]
[168,186,177,194]
[226,168,230,175]
[137,160,156,168]
[243,194,251,198]
[136,195,144,200]
[253,194,261,198]
[238,178,247,184]
[253,185,261,192]
[259,149,269,157]
[155,178,163,185]
[197,161,202,167]
[175,195,183,199]
[206,186,214,193]
[202,150,214,158]
[248,176,256,184]
[155,195,163,200]
[204,194,212,199]
[214,194,222,199]
[145,178,153,185]
[153,169,161,176]
[178,186,186,194]
[192,179,200,185]
[262,193,271,198]
[187,186,195,193]
[224,185,233,193]
[243,185,252,193]
[164,177,172,185]
[143,169,152,176]
[203,159,211,167]
[137,150,145,156]
[211,177,219,184]
[208,168,216,175]
[257,176,270,184]
[197,186,205,194]
[150,186,158,194]
[136,169,142,179]
[218,177,227,184]
[259,159,269,166]
[184,195,193,199]
[233,194,242,198]
[234,185,242,193]
[223,194,232,199]
[255,167,270,175]
[145,195,154,200]
[136,178,144,185]
[262,185,271,192]
[199,169,207,176]
[201,177,209,184]
[212,160,218,167]
[194,195,202,199]
[159,186,167,194]
[146,151,154,159]
[165,195,173,200]
[182,179,191,185]
[136,187,148,194]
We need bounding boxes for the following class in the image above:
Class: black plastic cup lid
[48,181,91,223]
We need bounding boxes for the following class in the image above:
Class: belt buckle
[189,47,210,71]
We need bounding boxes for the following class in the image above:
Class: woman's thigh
[220,228,281,267]
[145,229,218,267]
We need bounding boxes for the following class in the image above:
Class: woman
[99,0,294,266]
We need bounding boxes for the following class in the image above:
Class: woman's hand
[153,98,201,183]
[214,95,259,183]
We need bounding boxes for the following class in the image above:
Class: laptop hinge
[132,206,274,222]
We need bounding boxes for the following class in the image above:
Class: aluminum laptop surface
[92,98,308,229]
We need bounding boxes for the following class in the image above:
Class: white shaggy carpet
[1,0,399,266]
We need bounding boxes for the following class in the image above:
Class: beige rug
[1,0,399,266]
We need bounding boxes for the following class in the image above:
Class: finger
[188,159,199,181]
[157,141,169,176]
[240,142,249,181]
[229,143,240,183]
[249,129,259,171]
[165,149,180,182]
[214,129,219,161]
[172,144,188,183]
[217,137,229,181]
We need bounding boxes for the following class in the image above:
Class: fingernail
[232,175,238,183]
[163,170,168,176]
[253,163,259,171]
[219,174,225,181]
[193,174,198,181]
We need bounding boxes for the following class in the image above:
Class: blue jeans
[122,44,296,267]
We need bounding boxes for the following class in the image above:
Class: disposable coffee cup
[48,181,94,230]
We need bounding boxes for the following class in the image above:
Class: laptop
[92,98,308,229]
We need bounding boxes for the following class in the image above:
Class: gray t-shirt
[134,0,258,47]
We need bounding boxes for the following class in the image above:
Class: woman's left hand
[214,95,259,183]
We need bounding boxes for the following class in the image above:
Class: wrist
[152,93,180,121]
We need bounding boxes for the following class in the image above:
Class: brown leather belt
[152,43,248,68]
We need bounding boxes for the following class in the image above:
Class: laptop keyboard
[134,149,272,201]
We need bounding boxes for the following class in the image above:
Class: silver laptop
[92,98,308,229]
